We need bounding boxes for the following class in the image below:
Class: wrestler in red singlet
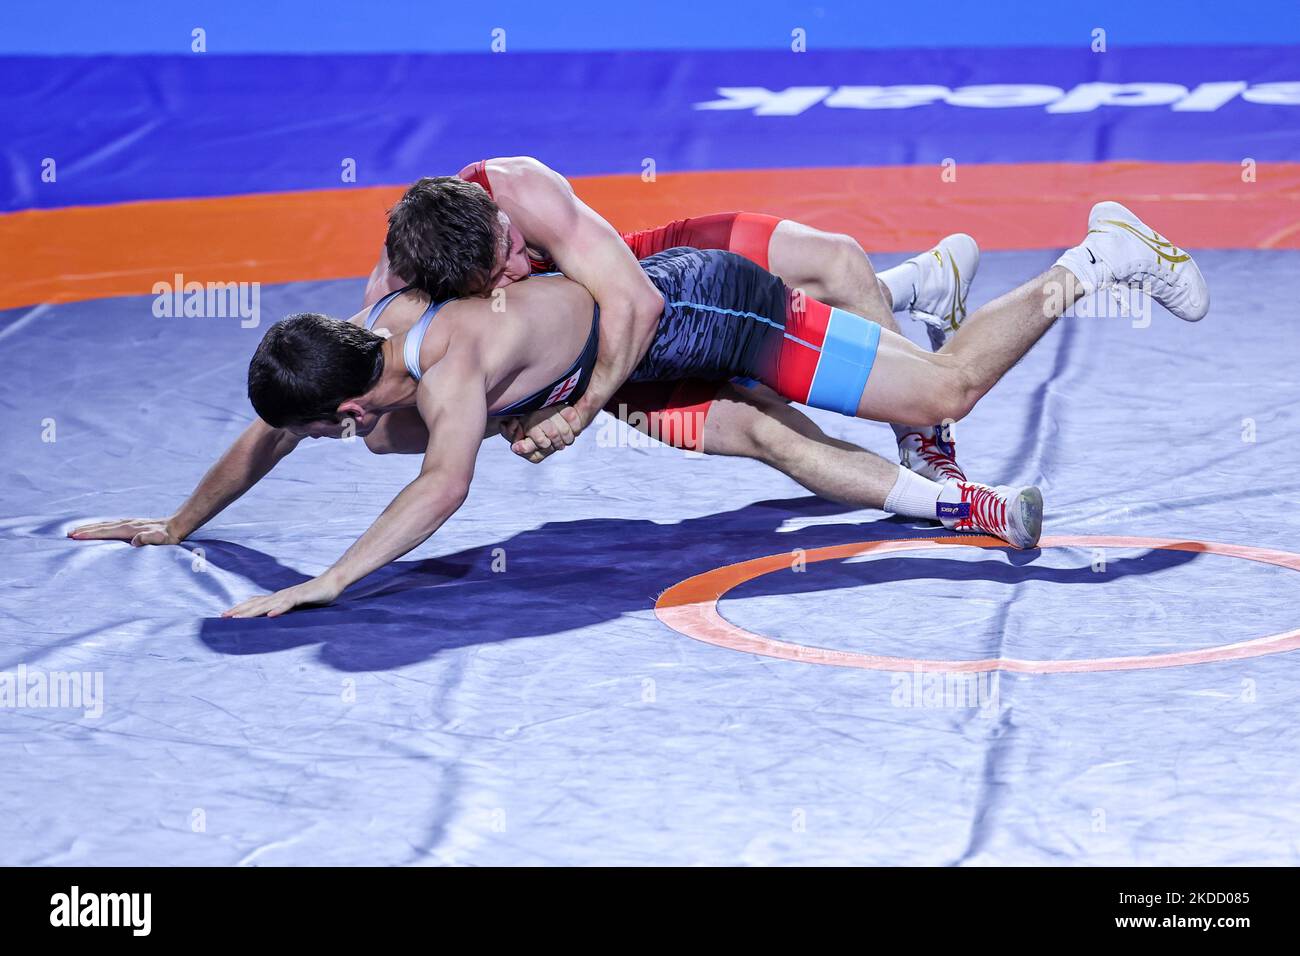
[459,159,782,450]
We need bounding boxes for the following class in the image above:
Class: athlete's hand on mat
[221,576,342,619]
[508,405,584,463]
[67,518,183,547]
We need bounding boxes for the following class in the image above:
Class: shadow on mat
[196,495,1199,671]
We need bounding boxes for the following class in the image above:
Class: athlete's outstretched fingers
[68,521,106,539]
[223,578,341,618]
[68,519,127,538]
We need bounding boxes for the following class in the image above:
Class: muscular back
[349,275,599,415]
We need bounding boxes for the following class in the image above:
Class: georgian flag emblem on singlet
[543,369,583,408]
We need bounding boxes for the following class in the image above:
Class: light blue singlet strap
[402,299,454,381]
[392,273,562,382]
[364,286,410,330]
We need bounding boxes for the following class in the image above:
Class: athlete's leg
[610,379,951,520]
[746,251,1081,428]
[612,379,1035,542]
[625,214,973,478]
[697,382,901,508]
[855,266,1084,425]
[782,204,1206,426]
[634,213,902,333]
[764,221,979,480]
[766,220,900,334]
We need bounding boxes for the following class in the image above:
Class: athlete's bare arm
[68,418,303,546]
[486,157,664,458]
[223,337,490,618]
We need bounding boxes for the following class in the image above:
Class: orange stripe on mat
[3,161,1298,311]
[0,186,405,311]
[654,535,1300,674]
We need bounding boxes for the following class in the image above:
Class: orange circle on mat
[654,535,1300,674]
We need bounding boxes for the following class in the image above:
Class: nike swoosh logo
[1087,248,1096,265]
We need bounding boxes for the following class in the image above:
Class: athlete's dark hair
[385,176,500,300]
[248,313,385,427]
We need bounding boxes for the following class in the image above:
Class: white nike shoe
[1063,201,1210,322]
[937,480,1043,550]
[901,233,980,351]
[897,427,966,482]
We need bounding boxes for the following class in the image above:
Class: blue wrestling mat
[3,1,1299,868]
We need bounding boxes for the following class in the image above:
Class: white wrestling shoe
[1058,201,1210,322]
[937,480,1043,550]
[899,233,980,351]
[897,427,966,482]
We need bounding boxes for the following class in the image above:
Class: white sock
[883,465,944,519]
[1054,244,1103,296]
[877,261,920,312]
